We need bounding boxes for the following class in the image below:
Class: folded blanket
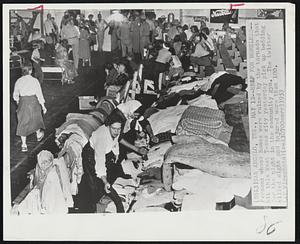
[56,113,102,139]
[176,106,233,144]
[148,105,188,135]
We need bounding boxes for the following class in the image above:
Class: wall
[39,8,259,32]
[181,9,259,30]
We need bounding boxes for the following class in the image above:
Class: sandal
[37,131,45,142]
[21,145,28,152]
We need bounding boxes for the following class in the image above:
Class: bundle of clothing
[57,131,87,195]
[176,106,233,144]
[16,151,73,214]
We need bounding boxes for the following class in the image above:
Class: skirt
[16,95,45,136]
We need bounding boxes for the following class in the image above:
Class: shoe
[21,145,28,152]
[164,201,181,212]
[89,101,97,106]
[37,131,45,142]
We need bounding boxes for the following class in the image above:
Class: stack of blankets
[176,106,233,144]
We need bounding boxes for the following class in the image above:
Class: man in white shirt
[190,34,215,77]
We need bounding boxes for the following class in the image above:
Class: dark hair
[182,24,188,31]
[173,35,181,43]
[22,66,33,76]
[191,25,199,33]
[164,42,171,48]
[104,63,114,70]
[153,39,164,50]
[201,27,210,35]
[104,108,126,130]
[168,47,176,55]
[200,32,207,41]
[10,47,17,53]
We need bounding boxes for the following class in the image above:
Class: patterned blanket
[176,106,233,144]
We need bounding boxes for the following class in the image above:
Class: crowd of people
[11,10,250,214]
[11,9,248,153]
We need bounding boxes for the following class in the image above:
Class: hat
[140,14,146,20]
[161,15,166,19]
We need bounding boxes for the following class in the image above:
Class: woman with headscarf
[17,150,73,214]
[13,66,47,152]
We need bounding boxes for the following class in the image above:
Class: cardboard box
[78,96,95,110]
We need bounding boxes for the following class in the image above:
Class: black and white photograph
[3,2,295,241]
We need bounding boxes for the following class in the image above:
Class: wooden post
[40,10,44,35]
[179,9,183,24]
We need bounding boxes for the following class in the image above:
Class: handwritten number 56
[256,215,282,235]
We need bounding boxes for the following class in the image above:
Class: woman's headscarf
[34,150,54,194]
[117,100,142,119]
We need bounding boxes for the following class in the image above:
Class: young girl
[13,66,47,152]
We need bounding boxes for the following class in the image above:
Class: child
[10,47,22,68]
[168,47,184,80]
[104,63,119,90]
[123,107,159,151]
[31,42,45,84]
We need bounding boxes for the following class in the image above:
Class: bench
[41,66,64,85]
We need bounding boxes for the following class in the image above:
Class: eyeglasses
[110,126,122,131]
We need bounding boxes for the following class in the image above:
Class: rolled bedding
[162,136,250,191]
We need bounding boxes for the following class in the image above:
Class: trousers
[121,42,133,57]
[32,61,44,84]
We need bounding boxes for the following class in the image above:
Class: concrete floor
[9,51,107,201]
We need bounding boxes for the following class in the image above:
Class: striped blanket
[176,106,233,144]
